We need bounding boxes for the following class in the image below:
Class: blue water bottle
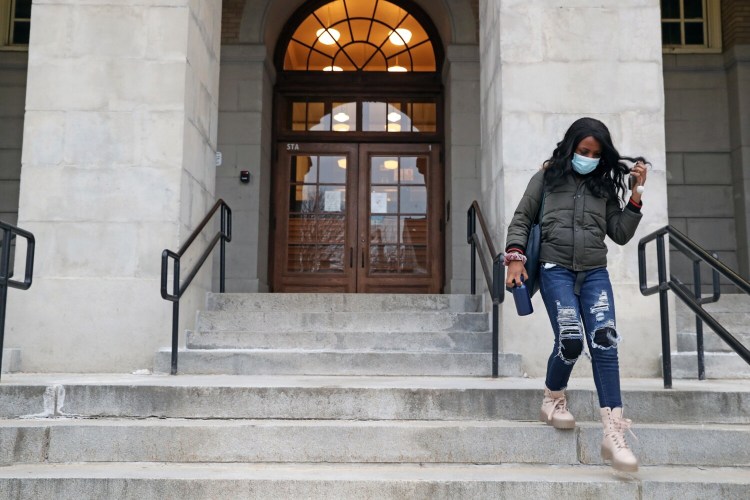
[512,278,534,316]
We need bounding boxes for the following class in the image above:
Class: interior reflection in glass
[332,102,357,132]
[308,102,330,131]
[400,186,427,213]
[371,156,399,184]
[363,101,387,131]
[287,153,347,274]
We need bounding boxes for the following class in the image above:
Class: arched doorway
[270,0,445,293]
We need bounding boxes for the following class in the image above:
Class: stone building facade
[0,0,747,377]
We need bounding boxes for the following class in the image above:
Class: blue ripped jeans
[539,265,622,408]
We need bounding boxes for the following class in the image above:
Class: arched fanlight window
[283,0,437,72]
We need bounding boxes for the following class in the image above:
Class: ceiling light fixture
[387,65,407,72]
[389,28,412,46]
[384,160,399,170]
[387,112,402,122]
[323,65,343,72]
[332,123,350,132]
[387,123,402,132]
[333,112,350,122]
[316,28,340,45]
[337,158,347,169]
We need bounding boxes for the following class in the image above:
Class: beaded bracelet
[503,251,527,267]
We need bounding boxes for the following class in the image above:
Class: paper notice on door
[324,190,342,212]
[371,192,388,214]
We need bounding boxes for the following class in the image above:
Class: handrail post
[491,256,503,378]
[467,207,476,295]
[657,234,672,389]
[171,258,180,376]
[0,229,11,379]
[220,204,226,294]
[693,260,706,381]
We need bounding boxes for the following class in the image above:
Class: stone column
[480,0,671,377]
[6,0,222,372]
[444,44,481,294]
[726,45,750,279]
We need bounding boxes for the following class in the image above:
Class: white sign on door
[371,192,388,214]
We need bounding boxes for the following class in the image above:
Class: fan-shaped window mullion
[312,11,359,70]
[365,0,379,44]
[337,40,381,70]
[342,0,356,43]
[282,0,438,72]
[291,37,338,70]
[361,12,409,70]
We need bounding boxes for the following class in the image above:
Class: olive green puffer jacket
[505,169,642,271]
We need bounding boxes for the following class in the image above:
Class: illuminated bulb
[387,112,402,122]
[388,28,412,46]
[337,158,347,169]
[316,28,341,45]
[388,65,408,72]
[333,112,350,123]
[332,123,350,132]
[387,123,402,132]
[323,66,343,72]
[384,160,398,170]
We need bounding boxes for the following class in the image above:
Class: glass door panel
[286,153,347,274]
[274,143,442,293]
[273,143,358,292]
[357,144,442,292]
[367,155,428,275]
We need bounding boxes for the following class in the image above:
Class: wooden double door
[272,142,443,293]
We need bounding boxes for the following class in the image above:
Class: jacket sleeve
[605,197,643,245]
[505,170,545,252]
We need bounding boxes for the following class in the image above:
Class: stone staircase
[154,293,523,376]
[670,294,750,378]
[1,293,749,499]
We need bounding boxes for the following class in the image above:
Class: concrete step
[186,329,493,351]
[153,349,522,376]
[1,348,20,374]
[1,375,748,424]
[195,311,489,333]
[206,293,483,313]
[2,418,748,467]
[667,352,750,379]
[1,463,748,500]
[677,331,750,353]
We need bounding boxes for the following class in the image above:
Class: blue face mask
[571,153,600,175]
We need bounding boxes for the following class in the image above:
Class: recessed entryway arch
[269,0,445,293]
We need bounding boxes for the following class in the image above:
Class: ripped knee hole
[593,327,621,348]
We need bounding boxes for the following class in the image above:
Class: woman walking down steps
[504,117,648,473]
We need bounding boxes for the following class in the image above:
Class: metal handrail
[467,201,505,377]
[0,220,35,380]
[638,225,750,388]
[161,199,232,375]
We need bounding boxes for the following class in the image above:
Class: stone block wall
[0,52,26,227]
[212,44,272,292]
[480,0,670,378]
[7,0,222,373]
[663,53,740,289]
[444,45,481,293]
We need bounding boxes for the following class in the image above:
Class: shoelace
[609,415,638,450]
[545,396,568,420]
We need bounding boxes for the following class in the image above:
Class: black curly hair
[543,117,648,204]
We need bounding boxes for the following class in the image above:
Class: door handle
[349,247,353,268]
